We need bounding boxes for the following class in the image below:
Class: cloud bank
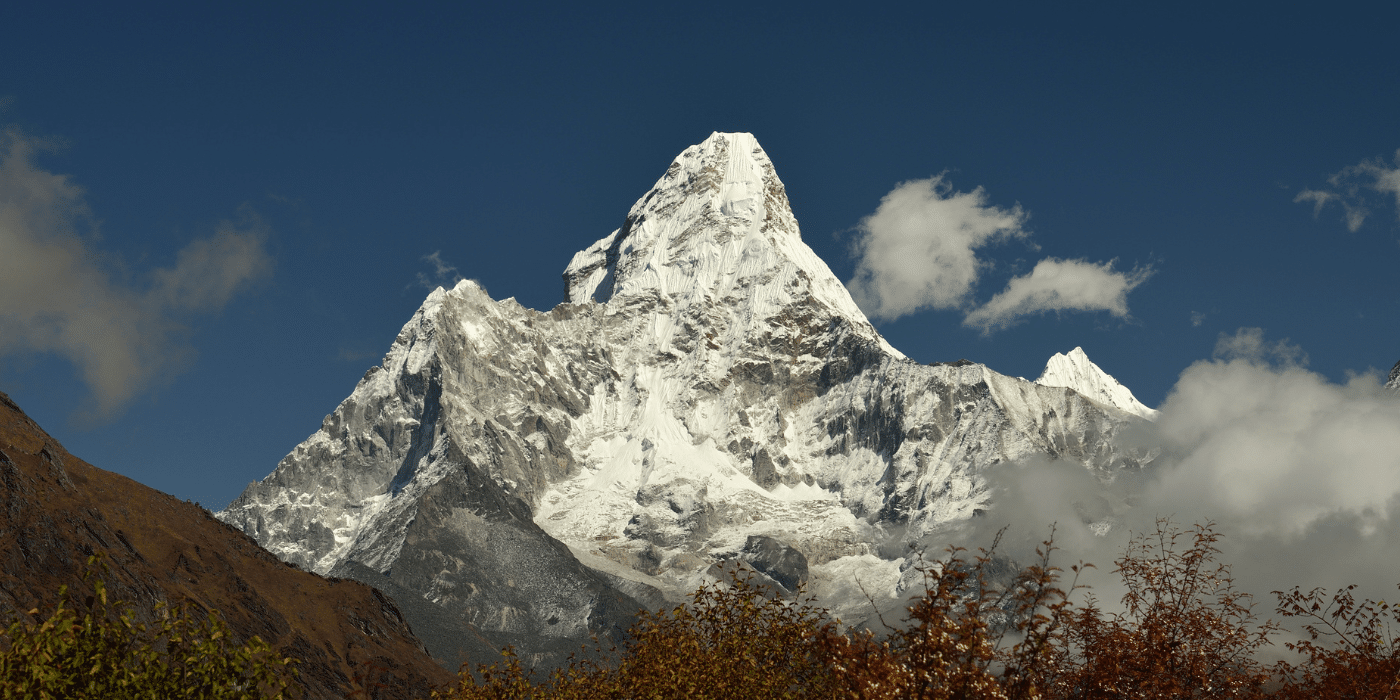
[1296,149,1400,231]
[0,129,272,420]
[962,328,1400,614]
[847,176,1148,331]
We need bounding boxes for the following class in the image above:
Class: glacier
[219,132,1155,660]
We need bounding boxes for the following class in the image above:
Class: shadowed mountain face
[0,391,455,700]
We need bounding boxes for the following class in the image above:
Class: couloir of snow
[1036,347,1158,421]
[219,132,1154,628]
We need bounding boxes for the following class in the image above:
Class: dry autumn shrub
[1051,520,1276,700]
[1270,583,1400,699]
[433,569,840,700]
[435,518,1400,700]
[820,528,1081,700]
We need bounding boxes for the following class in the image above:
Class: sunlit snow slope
[219,132,1154,644]
[1036,347,1158,421]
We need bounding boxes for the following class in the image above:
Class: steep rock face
[1387,360,1400,391]
[222,288,642,666]
[220,132,1152,641]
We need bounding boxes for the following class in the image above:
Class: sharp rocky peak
[220,133,1159,669]
[1036,347,1158,421]
[562,132,894,355]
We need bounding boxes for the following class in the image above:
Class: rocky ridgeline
[219,132,1156,661]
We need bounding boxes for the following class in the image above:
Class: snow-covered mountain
[219,132,1154,656]
[1036,347,1158,421]
[1387,360,1400,391]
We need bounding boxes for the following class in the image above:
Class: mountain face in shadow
[0,390,455,699]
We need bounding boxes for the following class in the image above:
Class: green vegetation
[0,556,298,700]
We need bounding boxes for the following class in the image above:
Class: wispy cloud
[847,175,1149,332]
[0,129,272,420]
[1296,149,1400,231]
[962,258,1152,334]
[336,347,377,363]
[847,175,1029,321]
[1212,326,1307,366]
[416,250,465,290]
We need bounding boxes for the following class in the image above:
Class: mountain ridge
[221,132,1154,652]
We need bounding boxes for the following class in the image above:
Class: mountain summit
[220,133,1153,656]
[563,131,900,357]
[1036,347,1158,421]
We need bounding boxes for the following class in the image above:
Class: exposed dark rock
[739,535,809,593]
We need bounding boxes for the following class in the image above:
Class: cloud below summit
[846,175,1148,331]
[0,129,271,420]
[965,328,1400,609]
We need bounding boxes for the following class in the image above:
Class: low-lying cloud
[846,175,1148,331]
[0,129,272,420]
[1296,148,1400,231]
[962,258,1152,334]
[960,328,1400,613]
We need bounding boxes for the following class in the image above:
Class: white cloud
[846,175,1028,322]
[963,328,1400,614]
[962,258,1152,334]
[1211,326,1307,366]
[1296,149,1400,231]
[0,129,272,420]
[1190,310,1206,327]
[847,176,1149,333]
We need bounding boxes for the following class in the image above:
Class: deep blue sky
[1,3,1396,509]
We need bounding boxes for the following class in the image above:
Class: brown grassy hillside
[0,390,454,699]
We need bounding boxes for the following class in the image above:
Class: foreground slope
[0,391,454,699]
[222,132,1153,642]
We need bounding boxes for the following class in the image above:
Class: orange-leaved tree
[1053,519,1276,700]
[818,527,1082,700]
[433,568,840,700]
[1270,582,1400,700]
